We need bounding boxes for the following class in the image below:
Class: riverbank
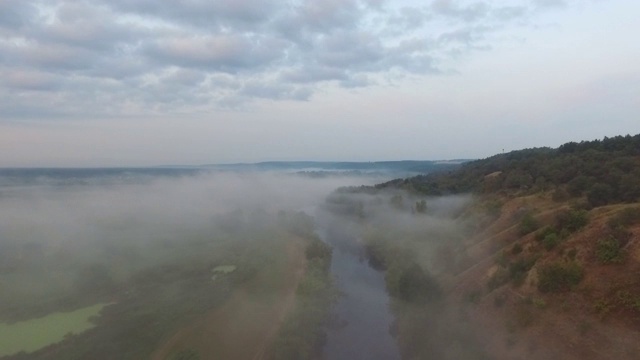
[151,232,307,360]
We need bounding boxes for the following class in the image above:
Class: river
[316,210,401,360]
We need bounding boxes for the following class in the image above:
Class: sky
[0,0,638,167]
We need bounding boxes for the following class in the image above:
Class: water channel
[316,210,401,360]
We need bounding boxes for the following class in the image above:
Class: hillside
[374,134,640,205]
[333,133,640,359]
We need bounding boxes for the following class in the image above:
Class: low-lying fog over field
[0,168,485,360]
[0,170,370,243]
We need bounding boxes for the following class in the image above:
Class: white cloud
[0,0,569,118]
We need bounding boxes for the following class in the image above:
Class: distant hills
[200,160,470,175]
[0,160,472,188]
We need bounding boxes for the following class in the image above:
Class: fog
[0,171,373,246]
[0,169,487,360]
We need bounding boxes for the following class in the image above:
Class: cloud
[144,34,285,72]
[1,69,61,91]
[431,0,489,21]
[0,0,579,119]
[0,1,37,31]
[533,0,568,9]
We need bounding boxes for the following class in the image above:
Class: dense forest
[371,134,640,207]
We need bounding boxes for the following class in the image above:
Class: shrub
[391,263,442,304]
[535,226,555,241]
[305,238,332,261]
[543,233,560,250]
[608,207,640,228]
[495,250,508,267]
[596,236,624,264]
[556,209,589,233]
[511,243,523,255]
[415,199,427,213]
[537,261,584,293]
[518,213,539,235]
[532,298,547,309]
[509,256,538,286]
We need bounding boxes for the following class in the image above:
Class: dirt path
[250,240,306,360]
[151,237,307,360]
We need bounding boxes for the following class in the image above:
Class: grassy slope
[447,193,640,360]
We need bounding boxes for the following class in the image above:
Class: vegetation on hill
[372,134,640,207]
[326,133,640,359]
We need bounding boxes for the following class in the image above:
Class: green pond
[0,303,110,357]
[212,265,236,274]
[211,265,236,281]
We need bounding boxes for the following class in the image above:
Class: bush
[511,243,523,255]
[608,207,640,228]
[556,209,589,233]
[535,226,555,241]
[518,213,539,235]
[537,261,584,293]
[587,183,614,207]
[389,263,442,304]
[509,256,538,286]
[305,238,332,261]
[596,236,624,264]
[543,233,560,250]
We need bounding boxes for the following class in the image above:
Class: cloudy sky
[0,0,638,167]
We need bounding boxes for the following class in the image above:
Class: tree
[587,183,614,207]
[390,194,404,210]
[415,199,427,214]
[390,263,441,304]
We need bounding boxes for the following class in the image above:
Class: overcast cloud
[0,0,568,115]
[0,0,638,166]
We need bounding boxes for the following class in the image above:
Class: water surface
[317,212,400,360]
[0,303,110,357]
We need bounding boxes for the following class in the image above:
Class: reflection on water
[317,212,400,360]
